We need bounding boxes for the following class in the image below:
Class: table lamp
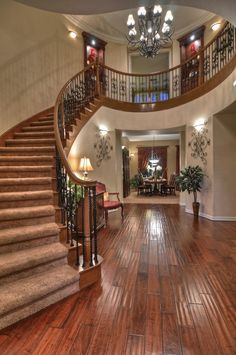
[79,157,93,179]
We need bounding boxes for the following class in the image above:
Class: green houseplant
[176,165,204,217]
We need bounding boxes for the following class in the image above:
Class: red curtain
[137,147,150,173]
[138,146,168,178]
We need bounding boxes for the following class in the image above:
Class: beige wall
[185,117,214,217]
[106,42,128,72]
[0,0,84,135]
[128,140,179,180]
[0,0,128,135]
[213,113,236,217]
[130,52,169,74]
[69,120,123,197]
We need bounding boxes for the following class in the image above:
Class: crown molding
[65,12,215,45]
[173,13,215,38]
[65,15,127,44]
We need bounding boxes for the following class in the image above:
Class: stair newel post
[81,187,85,268]
[95,61,100,97]
[82,186,93,268]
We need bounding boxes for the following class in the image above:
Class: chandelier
[126,5,174,58]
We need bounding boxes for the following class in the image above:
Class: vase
[192,202,200,217]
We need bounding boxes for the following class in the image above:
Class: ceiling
[15,0,236,25]
[66,6,214,43]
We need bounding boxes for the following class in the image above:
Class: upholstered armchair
[96,182,124,225]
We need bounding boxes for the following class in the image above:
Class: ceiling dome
[66,6,214,44]
[15,0,236,25]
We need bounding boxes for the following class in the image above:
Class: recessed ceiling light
[190,35,195,41]
[211,22,221,31]
[233,80,236,87]
[69,31,77,39]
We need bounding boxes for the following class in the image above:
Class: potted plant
[130,175,139,190]
[176,165,204,217]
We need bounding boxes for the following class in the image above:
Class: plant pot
[192,202,200,217]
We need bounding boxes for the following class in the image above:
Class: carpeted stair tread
[0,264,80,317]
[0,190,53,202]
[38,116,54,121]
[22,126,54,132]
[14,132,54,138]
[6,138,55,145]
[0,243,67,279]
[31,120,53,126]
[0,205,55,222]
[0,177,52,186]
[0,166,53,172]
[0,146,55,152]
[0,223,59,246]
[0,155,53,162]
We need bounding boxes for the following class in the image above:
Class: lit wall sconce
[130,153,135,157]
[99,129,108,136]
[211,22,221,32]
[193,118,205,132]
[79,156,93,179]
[69,31,77,39]
[233,80,236,87]
[188,119,210,165]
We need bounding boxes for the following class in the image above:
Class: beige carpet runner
[0,112,80,330]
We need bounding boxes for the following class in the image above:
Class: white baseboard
[185,208,236,221]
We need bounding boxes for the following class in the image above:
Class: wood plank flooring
[0,204,236,354]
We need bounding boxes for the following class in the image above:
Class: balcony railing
[99,22,235,104]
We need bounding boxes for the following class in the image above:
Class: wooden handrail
[54,63,97,187]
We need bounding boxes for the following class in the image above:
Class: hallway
[0,204,235,354]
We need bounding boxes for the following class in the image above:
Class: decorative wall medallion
[94,133,113,167]
[188,123,210,165]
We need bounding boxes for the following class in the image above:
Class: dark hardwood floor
[0,204,236,354]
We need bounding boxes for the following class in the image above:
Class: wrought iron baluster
[89,187,93,267]
[81,187,86,268]
[93,186,98,264]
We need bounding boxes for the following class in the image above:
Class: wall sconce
[188,119,210,165]
[94,129,113,167]
[99,129,108,136]
[130,153,135,158]
[68,31,77,39]
[211,22,221,32]
[79,156,93,179]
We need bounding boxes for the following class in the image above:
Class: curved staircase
[0,112,80,330]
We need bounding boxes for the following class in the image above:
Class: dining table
[143,178,167,195]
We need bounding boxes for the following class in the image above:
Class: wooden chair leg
[105,210,108,225]
[121,205,124,220]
